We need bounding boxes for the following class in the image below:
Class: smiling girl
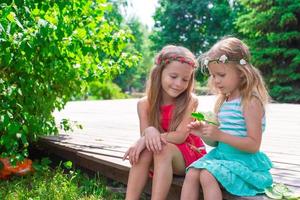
[123,45,206,200]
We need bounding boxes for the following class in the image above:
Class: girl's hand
[144,126,165,153]
[201,124,221,141]
[123,137,146,165]
[187,121,205,137]
[188,121,219,147]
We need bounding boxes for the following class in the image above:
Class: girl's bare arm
[137,97,150,135]
[214,97,264,153]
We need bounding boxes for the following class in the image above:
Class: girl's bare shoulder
[137,96,149,110]
[243,96,264,117]
[247,95,264,110]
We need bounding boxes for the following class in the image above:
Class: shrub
[88,81,127,100]
[0,0,139,160]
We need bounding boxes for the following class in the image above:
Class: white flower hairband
[203,54,248,68]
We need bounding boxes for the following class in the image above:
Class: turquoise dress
[187,98,273,196]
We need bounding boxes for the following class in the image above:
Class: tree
[114,17,154,92]
[150,0,238,54]
[236,0,300,103]
[0,0,139,160]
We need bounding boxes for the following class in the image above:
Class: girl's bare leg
[125,150,153,200]
[151,143,185,200]
[180,168,201,200]
[200,169,222,200]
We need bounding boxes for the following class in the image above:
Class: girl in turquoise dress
[181,37,273,200]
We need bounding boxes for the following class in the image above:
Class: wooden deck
[39,96,300,200]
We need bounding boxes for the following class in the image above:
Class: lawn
[0,158,125,200]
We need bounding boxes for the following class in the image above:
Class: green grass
[0,160,124,200]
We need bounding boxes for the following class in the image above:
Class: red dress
[160,104,206,167]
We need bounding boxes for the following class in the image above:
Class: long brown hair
[146,45,197,132]
[201,37,270,113]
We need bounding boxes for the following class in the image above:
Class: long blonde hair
[202,37,270,113]
[146,45,197,132]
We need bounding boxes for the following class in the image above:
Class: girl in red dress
[123,45,206,200]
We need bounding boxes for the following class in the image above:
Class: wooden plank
[272,162,300,172]
[40,137,126,159]
[41,135,130,150]
[77,152,130,171]
[266,152,300,165]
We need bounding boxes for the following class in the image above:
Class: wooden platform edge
[38,136,273,200]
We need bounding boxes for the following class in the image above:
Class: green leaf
[191,112,205,121]
[265,183,300,200]
[265,187,282,199]
[63,161,73,169]
[20,134,28,147]
[191,112,219,126]
[14,15,24,30]
[8,122,20,135]
[6,12,15,22]
[41,157,51,167]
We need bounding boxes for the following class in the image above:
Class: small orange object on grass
[0,157,34,179]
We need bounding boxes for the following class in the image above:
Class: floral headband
[156,54,197,68]
[202,54,248,68]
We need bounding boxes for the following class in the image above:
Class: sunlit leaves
[0,0,139,160]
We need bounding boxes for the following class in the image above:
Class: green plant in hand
[191,112,219,126]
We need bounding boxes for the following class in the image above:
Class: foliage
[0,159,124,200]
[0,0,139,160]
[150,0,239,54]
[114,17,154,93]
[88,81,127,100]
[236,0,300,103]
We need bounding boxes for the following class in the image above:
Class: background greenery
[236,0,300,102]
[0,0,299,163]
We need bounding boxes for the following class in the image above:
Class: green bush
[88,81,127,100]
[0,0,139,160]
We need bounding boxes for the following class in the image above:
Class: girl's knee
[136,150,153,165]
[199,169,216,184]
[186,168,200,179]
[142,149,153,157]
[153,143,172,159]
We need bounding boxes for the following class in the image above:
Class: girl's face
[208,62,241,100]
[161,61,193,103]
